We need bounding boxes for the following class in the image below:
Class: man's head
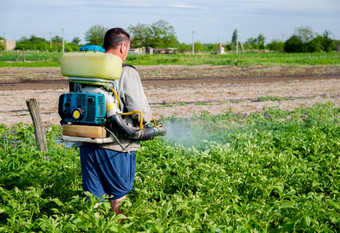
[103,28,130,61]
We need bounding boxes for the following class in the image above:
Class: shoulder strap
[122,63,137,70]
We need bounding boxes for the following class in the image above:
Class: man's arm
[119,66,152,124]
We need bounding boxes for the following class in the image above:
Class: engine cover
[58,92,106,125]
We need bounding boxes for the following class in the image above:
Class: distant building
[147,48,177,54]
[217,43,226,54]
[0,40,16,51]
[129,47,145,54]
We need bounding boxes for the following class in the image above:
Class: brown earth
[0,65,339,126]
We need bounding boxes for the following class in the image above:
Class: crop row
[0,103,339,232]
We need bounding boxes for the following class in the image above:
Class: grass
[1,51,340,67]
[0,51,61,67]
[258,96,290,102]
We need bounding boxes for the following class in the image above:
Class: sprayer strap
[122,63,137,70]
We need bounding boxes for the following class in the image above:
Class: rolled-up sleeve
[117,66,152,124]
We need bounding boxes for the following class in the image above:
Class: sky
[1,0,340,44]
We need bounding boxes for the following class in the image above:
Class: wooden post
[26,98,48,152]
[23,48,26,62]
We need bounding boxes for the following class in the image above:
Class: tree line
[2,21,339,53]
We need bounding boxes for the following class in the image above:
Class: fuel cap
[72,109,83,120]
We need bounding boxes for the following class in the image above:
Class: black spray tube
[108,115,166,140]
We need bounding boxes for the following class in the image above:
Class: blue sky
[1,0,340,44]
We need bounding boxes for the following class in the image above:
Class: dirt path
[0,66,339,126]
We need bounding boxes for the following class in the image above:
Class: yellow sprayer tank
[61,52,122,80]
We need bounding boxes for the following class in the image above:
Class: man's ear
[119,43,124,54]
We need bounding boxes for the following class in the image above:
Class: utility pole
[62,29,64,53]
[236,33,238,54]
[3,33,6,51]
[237,35,245,53]
[192,31,195,54]
[49,32,52,49]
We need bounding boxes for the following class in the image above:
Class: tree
[72,37,81,45]
[306,36,324,53]
[231,29,238,46]
[16,35,49,51]
[244,37,257,50]
[149,20,179,48]
[84,25,108,45]
[295,26,314,43]
[194,42,204,53]
[267,39,284,51]
[28,35,48,43]
[322,30,337,52]
[177,43,191,53]
[128,20,179,48]
[257,34,266,49]
[15,34,79,52]
[128,23,150,48]
[284,35,304,52]
[52,35,62,43]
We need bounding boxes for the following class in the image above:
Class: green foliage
[177,43,192,53]
[267,39,284,52]
[245,34,267,50]
[84,25,108,46]
[258,96,289,102]
[71,37,81,45]
[284,28,338,53]
[15,35,81,52]
[1,50,340,68]
[306,36,324,53]
[0,51,62,67]
[52,35,63,43]
[295,26,315,43]
[0,104,339,232]
[125,52,340,66]
[284,35,304,53]
[231,29,238,45]
[128,20,179,48]
[194,42,204,53]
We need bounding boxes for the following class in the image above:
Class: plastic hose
[110,88,120,109]
[121,111,143,129]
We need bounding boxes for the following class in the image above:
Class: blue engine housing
[58,92,106,125]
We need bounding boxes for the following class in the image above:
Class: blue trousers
[80,145,136,200]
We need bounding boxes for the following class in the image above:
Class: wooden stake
[26,98,48,152]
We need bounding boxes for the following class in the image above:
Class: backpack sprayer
[58,45,166,145]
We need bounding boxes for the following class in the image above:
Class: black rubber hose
[108,115,141,139]
[108,114,167,140]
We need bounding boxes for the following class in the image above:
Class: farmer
[79,27,151,214]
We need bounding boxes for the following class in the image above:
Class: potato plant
[0,103,339,232]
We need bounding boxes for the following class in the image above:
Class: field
[0,52,340,232]
[0,65,340,126]
[1,51,340,67]
[1,103,339,232]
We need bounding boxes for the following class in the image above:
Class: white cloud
[1,0,340,42]
[169,4,208,10]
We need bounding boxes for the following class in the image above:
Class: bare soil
[0,65,339,126]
